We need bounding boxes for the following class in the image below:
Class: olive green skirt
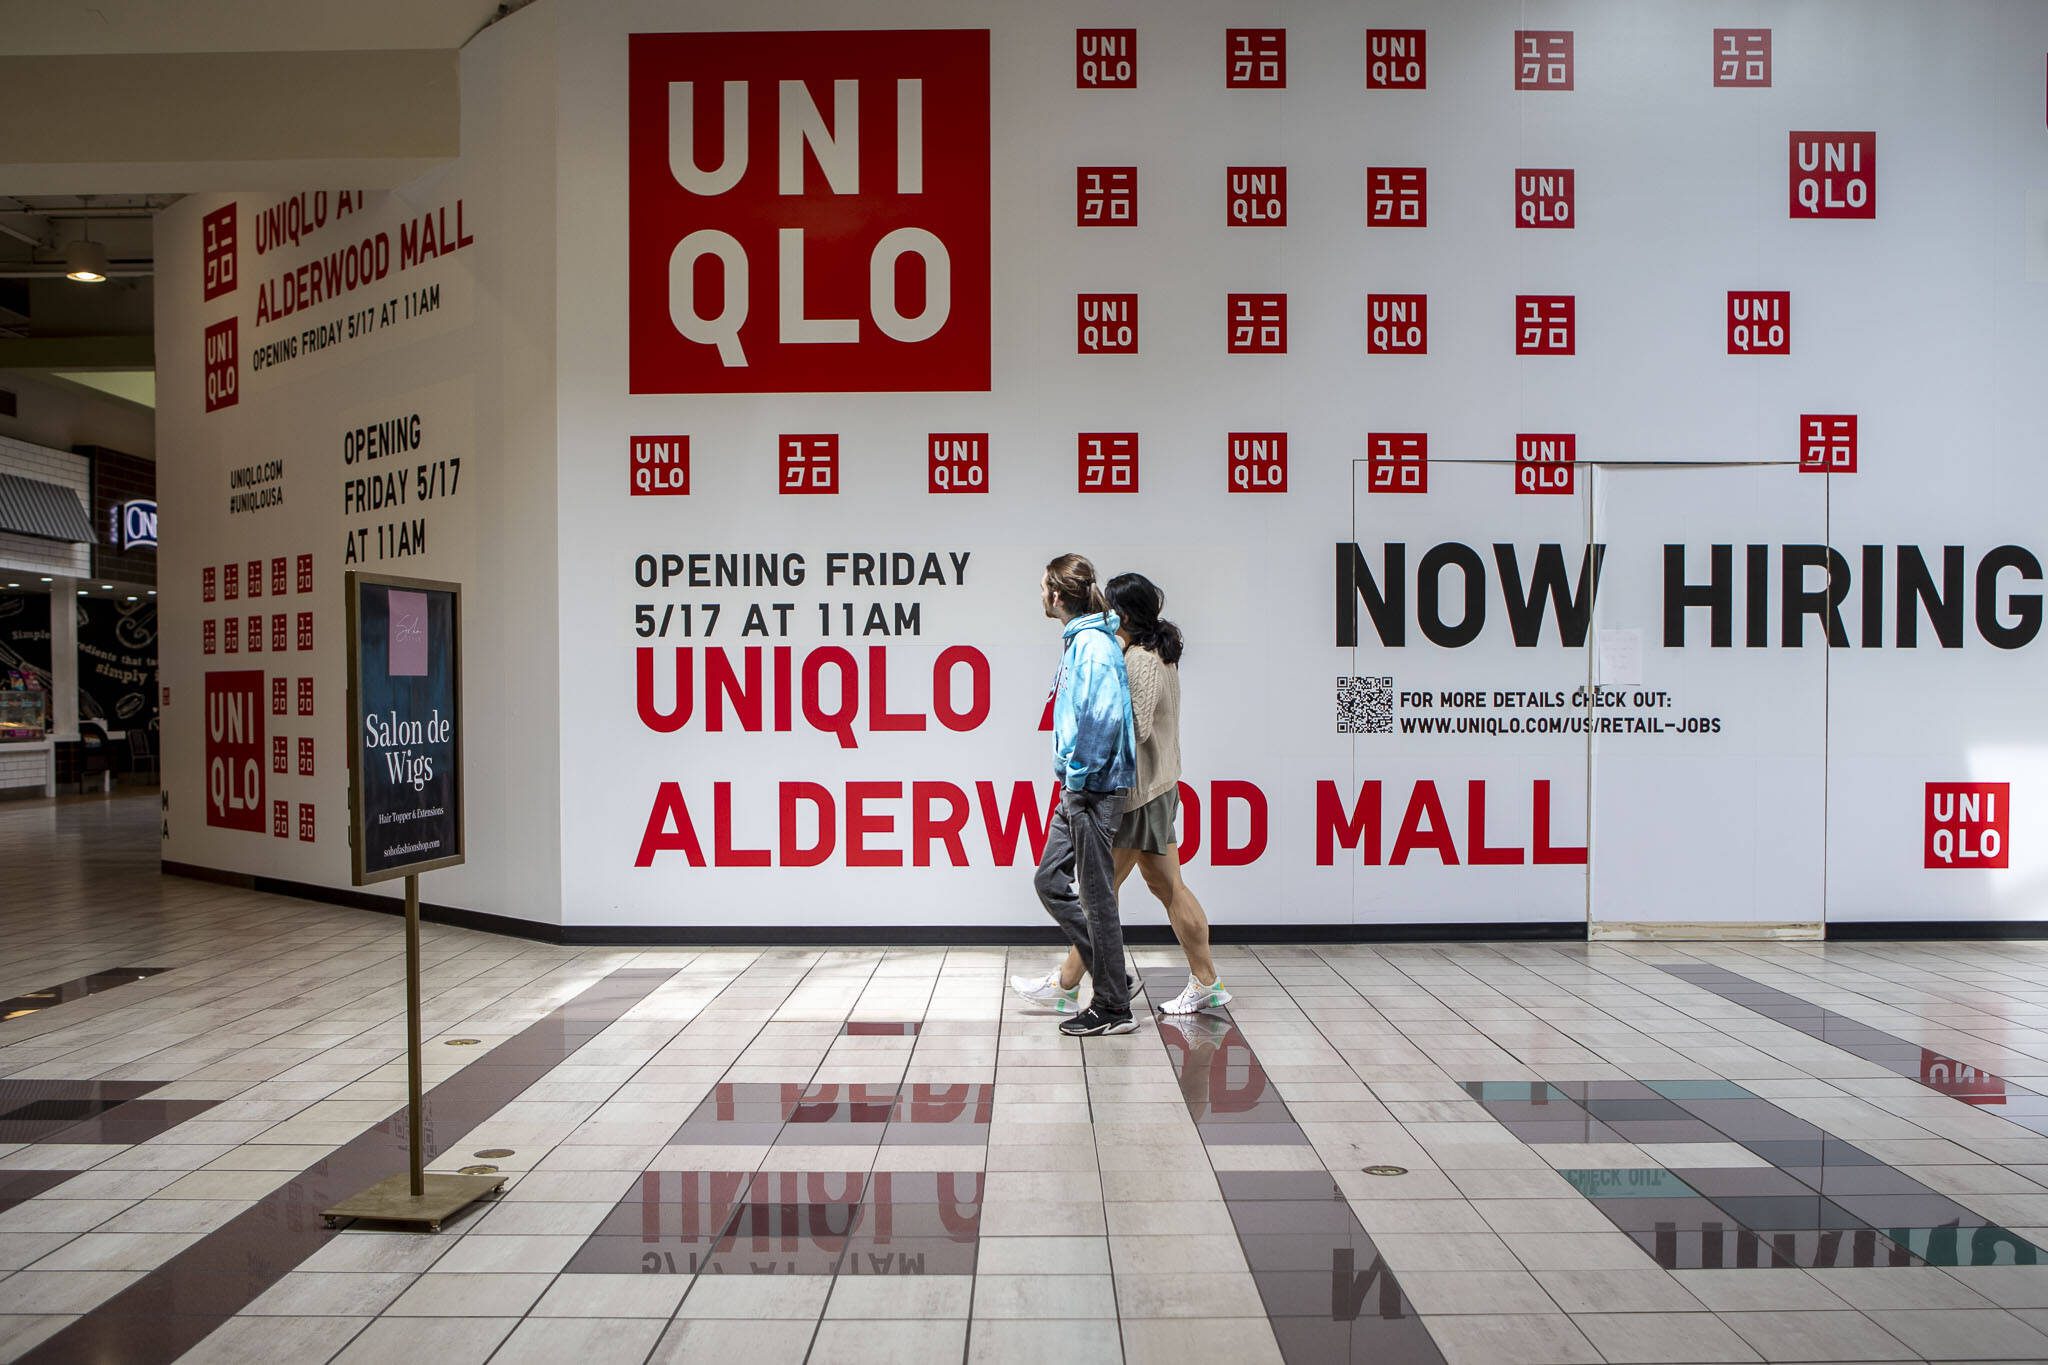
[1114,788,1179,854]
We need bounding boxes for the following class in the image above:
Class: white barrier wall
[159,1,2048,935]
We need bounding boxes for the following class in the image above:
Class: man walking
[1030,554,1139,1036]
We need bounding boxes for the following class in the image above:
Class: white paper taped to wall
[1597,628,1643,685]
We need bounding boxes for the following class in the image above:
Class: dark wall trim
[1827,920,2048,941]
[160,859,1586,945]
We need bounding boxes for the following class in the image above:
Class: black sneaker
[1059,1005,1139,1037]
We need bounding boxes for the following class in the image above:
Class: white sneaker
[1009,969,1080,1013]
[1159,974,1230,1015]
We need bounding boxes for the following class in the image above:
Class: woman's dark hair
[1107,572,1184,665]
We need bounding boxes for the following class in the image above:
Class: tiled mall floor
[8,798,2048,1362]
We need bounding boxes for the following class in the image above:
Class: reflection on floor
[8,796,2048,1361]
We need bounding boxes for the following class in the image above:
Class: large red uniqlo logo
[1714,29,1771,87]
[630,435,690,496]
[1366,30,1425,89]
[1227,167,1286,227]
[1227,29,1285,88]
[1515,31,1573,89]
[1078,433,1138,493]
[928,433,988,494]
[1367,294,1427,354]
[202,204,237,301]
[627,31,991,395]
[1516,434,1576,495]
[1516,296,1575,355]
[1926,783,2009,869]
[1077,294,1137,354]
[779,434,838,494]
[204,670,265,832]
[1368,433,1427,494]
[1077,167,1137,226]
[1790,132,1876,219]
[1516,169,1574,228]
[1921,1050,2007,1105]
[1728,291,1790,354]
[1227,433,1287,494]
[204,317,238,411]
[1800,415,1857,474]
[1367,168,1426,227]
[1227,294,1286,354]
[1077,29,1135,88]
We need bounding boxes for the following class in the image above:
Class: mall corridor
[4,798,2048,1362]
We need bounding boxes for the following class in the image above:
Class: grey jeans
[1033,787,1130,1015]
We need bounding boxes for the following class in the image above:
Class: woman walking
[1012,573,1229,1016]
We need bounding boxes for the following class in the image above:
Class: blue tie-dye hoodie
[1051,611,1137,793]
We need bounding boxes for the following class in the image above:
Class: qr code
[1338,676,1393,734]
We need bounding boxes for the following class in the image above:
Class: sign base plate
[322,1172,504,1233]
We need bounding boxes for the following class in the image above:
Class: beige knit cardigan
[1124,643,1181,806]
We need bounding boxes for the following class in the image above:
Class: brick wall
[0,435,92,580]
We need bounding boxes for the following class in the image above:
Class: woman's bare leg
[1060,849,1141,989]
[1137,849,1218,984]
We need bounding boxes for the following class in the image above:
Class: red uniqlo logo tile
[1800,415,1858,473]
[1226,294,1287,354]
[627,30,991,396]
[1516,295,1575,354]
[297,677,314,716]
[204,317,238,411]
[1227,433,1287,493]
[295,612,314,650]
[1227,29,1285,88]
[1715,29,1771,87]
[1368,433,1428,494]
[202,203,237,301]
[1925,782,2009,869]
[270,557,287,596]
[202,566,217,603]
[1078,433,1139,493]
[1077,28,1135,88]
[1227,167,1286,227]
[1516,434,1576,495]
[296,554,313,594]
[1367,168,1426,227]
[202,620,217,655]
[223,562,239,600]
[630,435,690,496]
[1790,132,1876,219]
[1728,291,1790,354]
[1366,30,1426,89]
[1367,294,1427,354]
[928,434,989,494]
[246,560,263,597]
[1077,294,1137,354]
[270,613,287,653]
[223,617,240,654]
[1077,167,1137,226]
[778,434,839,494]
[272,799,290,839]
[298,737,315,777]
[1515,30,1574,90]
[271,735,288,775]
[298,802,315,843]
[1516,169,1574,228]
[271,677,287,716]
[246,614,264,652]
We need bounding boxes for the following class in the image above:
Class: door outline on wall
[1350,456,1829,938]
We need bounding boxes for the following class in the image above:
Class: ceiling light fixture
[64,238,110,284]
